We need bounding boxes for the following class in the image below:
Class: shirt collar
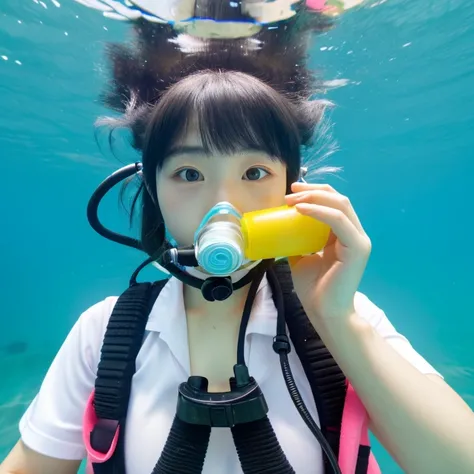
[145,274,278,341]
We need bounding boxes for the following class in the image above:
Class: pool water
[1,1,473,473]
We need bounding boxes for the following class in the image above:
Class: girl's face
[156,120,288,247]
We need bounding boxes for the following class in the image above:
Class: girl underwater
[1,1,474,474]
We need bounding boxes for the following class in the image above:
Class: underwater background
[1,1,473,472]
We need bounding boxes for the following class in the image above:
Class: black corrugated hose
[267,268,342,474]
[151,416,211,474]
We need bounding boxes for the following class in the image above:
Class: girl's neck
[183,283,251,319]
[180,263,262,318]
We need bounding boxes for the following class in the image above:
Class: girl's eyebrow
[166,146,208,159]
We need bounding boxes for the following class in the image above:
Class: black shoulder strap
[91,279,168,474]
[272,261,347,466]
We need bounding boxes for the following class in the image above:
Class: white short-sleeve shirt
[19,276,441,473]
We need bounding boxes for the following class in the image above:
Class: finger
[291,182,337,194]
[286,190,364,233]
[295,202,370,252]
[325,230,338,248]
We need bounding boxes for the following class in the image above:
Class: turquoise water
[1,1,473,472]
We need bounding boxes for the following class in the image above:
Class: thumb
[289,253,323,274]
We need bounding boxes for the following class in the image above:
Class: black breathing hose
[87,162,143,251]
[231,417,295,474]
[267,268,342,474]
[151,416,211,474]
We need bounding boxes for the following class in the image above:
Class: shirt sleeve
[18,297,117,460]
[354,292,443,378]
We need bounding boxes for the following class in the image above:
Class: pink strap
[339,383,381,474]
[83,391,121,465]
[368,452,380,473]
[305,0,327,10]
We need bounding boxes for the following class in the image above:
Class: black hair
[97,3,334,256]
[101,3,332,118]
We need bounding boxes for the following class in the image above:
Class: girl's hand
[285,182,372,323]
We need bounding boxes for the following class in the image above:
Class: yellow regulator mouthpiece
[241,205,331,260]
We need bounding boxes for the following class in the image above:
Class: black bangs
[141,70,310,188]
[195,72,301,160]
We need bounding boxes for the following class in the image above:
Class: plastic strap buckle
[90,419,120,454]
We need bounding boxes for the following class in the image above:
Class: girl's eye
[243,167,270,181]
[176,168,203,182]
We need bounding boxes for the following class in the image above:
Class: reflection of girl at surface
[1,1,474,474]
